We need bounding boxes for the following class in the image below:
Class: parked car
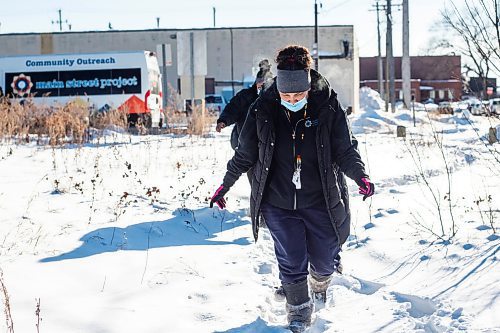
[490,98,500,115]
[482,100,492,115]
[205,94,227,116]
[469,101,485,115]
[437,101,453,114]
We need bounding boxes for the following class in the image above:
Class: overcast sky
[2,0,458,57]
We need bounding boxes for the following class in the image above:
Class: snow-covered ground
[0,88,499,332]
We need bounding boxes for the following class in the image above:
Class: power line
[321,0,352,13]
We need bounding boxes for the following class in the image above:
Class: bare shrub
[163,86,216,136]
[45,101,88,146]
[35,298,41,333]
[89,108,127,131]
[164,86,189,134]
[187,104,214,136]
[0,269,14,333]
[0,98,30,143]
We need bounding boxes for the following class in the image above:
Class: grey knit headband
[276,69,311,93]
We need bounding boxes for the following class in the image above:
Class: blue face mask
[281,96,307,112]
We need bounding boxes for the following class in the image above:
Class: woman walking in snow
[210,45,374,332]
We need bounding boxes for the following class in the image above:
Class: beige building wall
[0,26,359,111]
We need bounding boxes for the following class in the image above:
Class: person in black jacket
[216,59,273,149]
[210,45,374,332]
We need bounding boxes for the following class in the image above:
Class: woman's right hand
[210,185,228,209]
[357,178,374,201]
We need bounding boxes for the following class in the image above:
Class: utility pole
[372,1,401,111]
[156,17,160,29]
[402,0,411,109]
[386,0,395,112]
[313,0,319,71]
[213,7,216,28]
[52,9,68,32]
[190,32,195,110]
[375,1,384,98]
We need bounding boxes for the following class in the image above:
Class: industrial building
[360,56,462,103]
[0,26,359,112]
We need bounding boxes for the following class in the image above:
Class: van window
[148,69,160,95]
[206,95,223,104]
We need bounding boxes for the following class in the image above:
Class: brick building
[360,56,462,102]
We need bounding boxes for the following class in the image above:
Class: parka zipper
[293,141,297,210]
[286,112,306,211]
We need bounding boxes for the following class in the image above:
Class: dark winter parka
[222,70,367,244]
[217,84,259,149]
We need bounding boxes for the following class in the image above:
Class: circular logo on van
[11,74,33,96]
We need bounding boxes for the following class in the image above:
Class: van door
[0,70,4,97]
[146,69,162,127]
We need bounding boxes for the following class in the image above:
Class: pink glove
[358,178,374,201]
[210,185,227,209]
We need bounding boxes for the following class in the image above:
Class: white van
[0,51,163,127]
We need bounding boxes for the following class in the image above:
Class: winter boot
[273,285,286,302]
[309,271,333,304]
[286,300,314,332]
[282,279,313,332]
[336,261,343,274]
[334,253,343,274]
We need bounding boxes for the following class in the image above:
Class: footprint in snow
[487,234,499,241]
[364,222,375,230]
[391,292,437,318]
[255,262,273,274]
[462,243,474,250]
[476,225,491,231]
[188,292,210,303]
[390,292,471,330]
[195,312,218,321]
[374,208,399,218]
[330,274,385,296]
[346,235,370,248]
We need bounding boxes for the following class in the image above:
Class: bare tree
[440,0,500,98]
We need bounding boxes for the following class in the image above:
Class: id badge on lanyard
[292,155,302,189]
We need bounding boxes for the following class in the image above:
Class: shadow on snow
[40,207,251,262]
[214,317,288,333]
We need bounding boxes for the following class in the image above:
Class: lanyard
[284,105,308,169]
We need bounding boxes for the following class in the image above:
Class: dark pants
[260,202,341,284]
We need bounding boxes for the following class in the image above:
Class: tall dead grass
[188,105,215,136]
[0,87,217,144]
[163,87,216,136]
[0,98,127,146]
